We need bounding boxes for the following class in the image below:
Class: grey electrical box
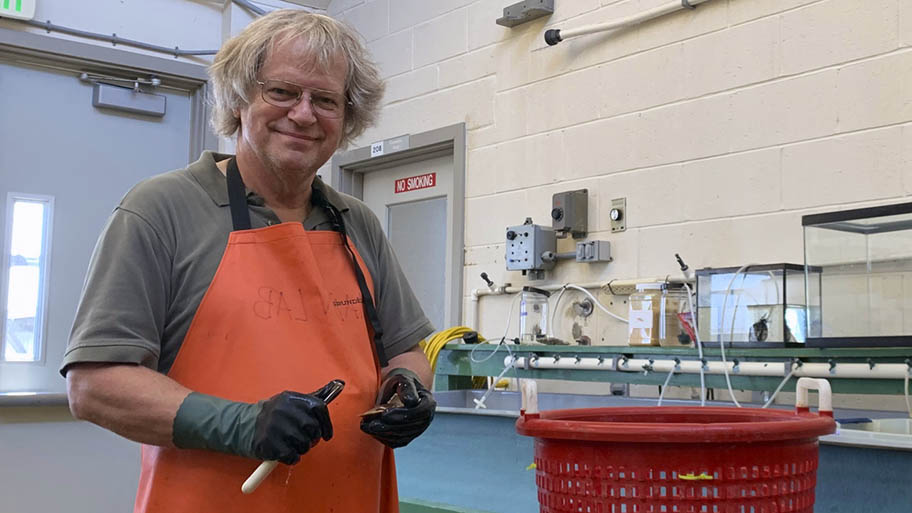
[576,240,612,263]
[552,189,588,239]
[495,0,554,28]
[506,218,557,277]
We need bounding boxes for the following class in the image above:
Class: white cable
[762,363,797,409]
[718,264,759,408]
[565,284,628,323]
[470,293,522,364]
[682,282,706,407]
[548,285,569,338]
[473,355,516,410]
[657,366,677,406]
[905,370,911,419]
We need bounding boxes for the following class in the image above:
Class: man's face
[236,37,348,181]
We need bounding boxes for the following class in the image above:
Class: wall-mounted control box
[552,189,588,239]
[506,219,557,275]
[575,240,612,263]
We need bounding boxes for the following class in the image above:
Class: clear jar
[628,284,691,347]
[519,286,550,342]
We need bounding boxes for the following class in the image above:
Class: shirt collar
[188,150,349,213]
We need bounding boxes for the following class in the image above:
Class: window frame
[1,192,55,364]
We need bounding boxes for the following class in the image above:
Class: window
[2,194,53,362]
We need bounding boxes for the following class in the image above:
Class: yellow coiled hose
[420,326,487,389]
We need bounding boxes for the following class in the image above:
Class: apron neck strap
[313,187,389,368]
[226,157,252,231]
[224,157,390,368]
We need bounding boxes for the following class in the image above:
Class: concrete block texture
[780,0,899,76]
[384,65,437,104]
[328,0,364,16]
[730,70,838,152]
[467,87,528,148]
[438,46,497,89]
[728,0,821,27]
[389,0,474,33]
[597,43,685,119]
[681,148,782,221]
[414,9,468,69]
[836,50,912,133]
[526,67,602,134]
[339,0,389,42]
[681,17,780,99]
[903,0,912,47]
[904,124,912,195]
[781,126,905,209]
[370,30,412,79]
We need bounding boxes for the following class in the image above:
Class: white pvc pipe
[546,0,713,45]
[509,356,911,380]
[520,379,539,414]
[796,378,833,413]
[507,356,615,370]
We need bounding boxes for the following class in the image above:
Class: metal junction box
[552,189,588,239]
[506,220,556,274]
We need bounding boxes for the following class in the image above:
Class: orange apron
[134,158,398,513]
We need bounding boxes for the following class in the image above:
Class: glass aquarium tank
[696,264,818,347]
[803,202,912,347]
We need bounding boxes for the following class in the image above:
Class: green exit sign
[0,0,36,21]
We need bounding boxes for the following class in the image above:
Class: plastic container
[520,286,551,342]
[516,378,836,513]
[628,284,689,347]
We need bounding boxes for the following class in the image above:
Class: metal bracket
[681,0,697,9]
[496,0,554,28]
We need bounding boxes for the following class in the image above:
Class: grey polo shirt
[61,151,434,375]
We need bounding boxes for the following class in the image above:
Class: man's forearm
[382,345,433,386]
[66,363,191,447]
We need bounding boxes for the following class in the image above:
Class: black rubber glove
[172,382,338,465]
[360,368,436,448]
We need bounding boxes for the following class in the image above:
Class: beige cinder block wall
[328,0,912,408]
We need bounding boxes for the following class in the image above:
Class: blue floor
[396,412,912,513]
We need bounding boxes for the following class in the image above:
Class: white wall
[329,0,912,407]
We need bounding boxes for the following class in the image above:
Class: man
[61,10,436,513]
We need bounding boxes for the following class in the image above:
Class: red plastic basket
[516,380,835,513]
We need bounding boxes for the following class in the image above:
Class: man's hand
[250,384,337,464]
[360,368,435,448]
[173,382,339,464]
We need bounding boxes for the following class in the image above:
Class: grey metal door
[0,59,193,392]
[362,154,454,331]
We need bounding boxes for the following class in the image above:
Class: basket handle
[520,379,539,417]
[795,377,833,417]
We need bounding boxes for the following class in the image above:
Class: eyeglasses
[256,79,350,118]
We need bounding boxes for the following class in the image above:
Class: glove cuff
[384,367,422,385]
[172,392,259,458]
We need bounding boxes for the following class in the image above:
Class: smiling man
[61,10,436,513]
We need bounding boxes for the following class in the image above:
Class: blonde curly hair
[208,10,384,147]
